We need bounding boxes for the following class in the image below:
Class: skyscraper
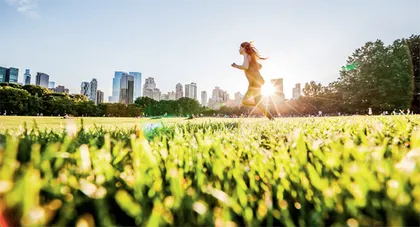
[201,91,208,106]
[152,88,161,101]
[176,83,183,99]
[161,93,169,101]
[129,72,142,100]
[24,69,31,85]
[81,82,90,97]
[271,78,285,103]
[234,92,244,106]
[90,78,98,104]
[36,73,49,88]
[49,81,55,89]
[185,82,197,100]
[208,86,229,109]
[96,90,104,104]
[112,71,125,103]
[168,91,176,100]
[120,74,134,104]
[0,67,19,83]
[0,67,6,82]
[292,83,301,100]
[6,68,18,83]
[143,77,157,99]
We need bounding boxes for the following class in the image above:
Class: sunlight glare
[261,83,275,97]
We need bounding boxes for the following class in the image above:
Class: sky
[1,0,419,100]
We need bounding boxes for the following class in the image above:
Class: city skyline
[1,64,304,106]
[2,1,417,100]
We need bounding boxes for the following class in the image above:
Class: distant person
[231,41,274,120]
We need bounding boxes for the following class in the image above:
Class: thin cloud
[5,0,39,18]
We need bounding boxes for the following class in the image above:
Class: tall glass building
[36,73,50,88]
[80,82,90,97]
[129,72,142,100]
[0,66,19,83]
[120,74,134,104]
[24,69,31,85]
[0,67,6,83]
[112,71,125,103]
[6,68,19,83]
[90,78,98,104]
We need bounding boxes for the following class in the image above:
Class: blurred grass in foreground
[0,116,420,226]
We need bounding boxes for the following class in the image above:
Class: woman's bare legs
[241,86,274,120]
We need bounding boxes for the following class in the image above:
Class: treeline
[0,84,204,117]
[298,34,419,115]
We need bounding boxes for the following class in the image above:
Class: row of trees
[0,83,206,117]
[285,34,419,115]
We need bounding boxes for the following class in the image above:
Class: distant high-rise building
[120,74,134,104]
[161,92,175,101]
[7,68,18,83]
[208,86,229,109]
[143,77,157,100]
[201,91,208,106]
[35,73,49,88]
[271,78,285,103]
[129,72,142,100]
[233,92,244,106]
[0,67,19,83]
[24,69,31,85]
[161,94,169,101]
[168,91,176,100]
[111,71,125,103]
[80,79,98,104]
[96,90,104,104]
[175,83,183,99]
[49,81,55,89]
[152,88,161,101]
[0,67,6,82]
[55,85,69,93]
[185,82,197,100]
[80,82,90,97]
[292,83,301,100]
[90,78,98,104]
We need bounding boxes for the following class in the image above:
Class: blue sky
[1,0,419,100]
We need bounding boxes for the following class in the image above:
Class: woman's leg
[241,87,256,106]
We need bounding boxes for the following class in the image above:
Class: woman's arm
[232,55,250,70]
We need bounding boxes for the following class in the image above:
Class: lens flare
[261,83,275,97]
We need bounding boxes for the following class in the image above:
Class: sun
[261,83,276,97]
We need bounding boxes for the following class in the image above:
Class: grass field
[0,115,420,226]
[0,116,183,132]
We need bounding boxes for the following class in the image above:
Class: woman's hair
[241,41,267,61]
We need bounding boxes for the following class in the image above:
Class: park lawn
[0,116,185,132]
[1,115,419,226]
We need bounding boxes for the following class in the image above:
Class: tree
[134,97,157,109]
[177,98,201,116]
[22,85,51,97]
[302,81,323,97]
[408,35,420,112]
[70,94,89,102]
[336,39,413,113]
[0,86,30,115]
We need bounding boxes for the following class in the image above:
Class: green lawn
[0,115,419,226]
[0,116,184,132]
